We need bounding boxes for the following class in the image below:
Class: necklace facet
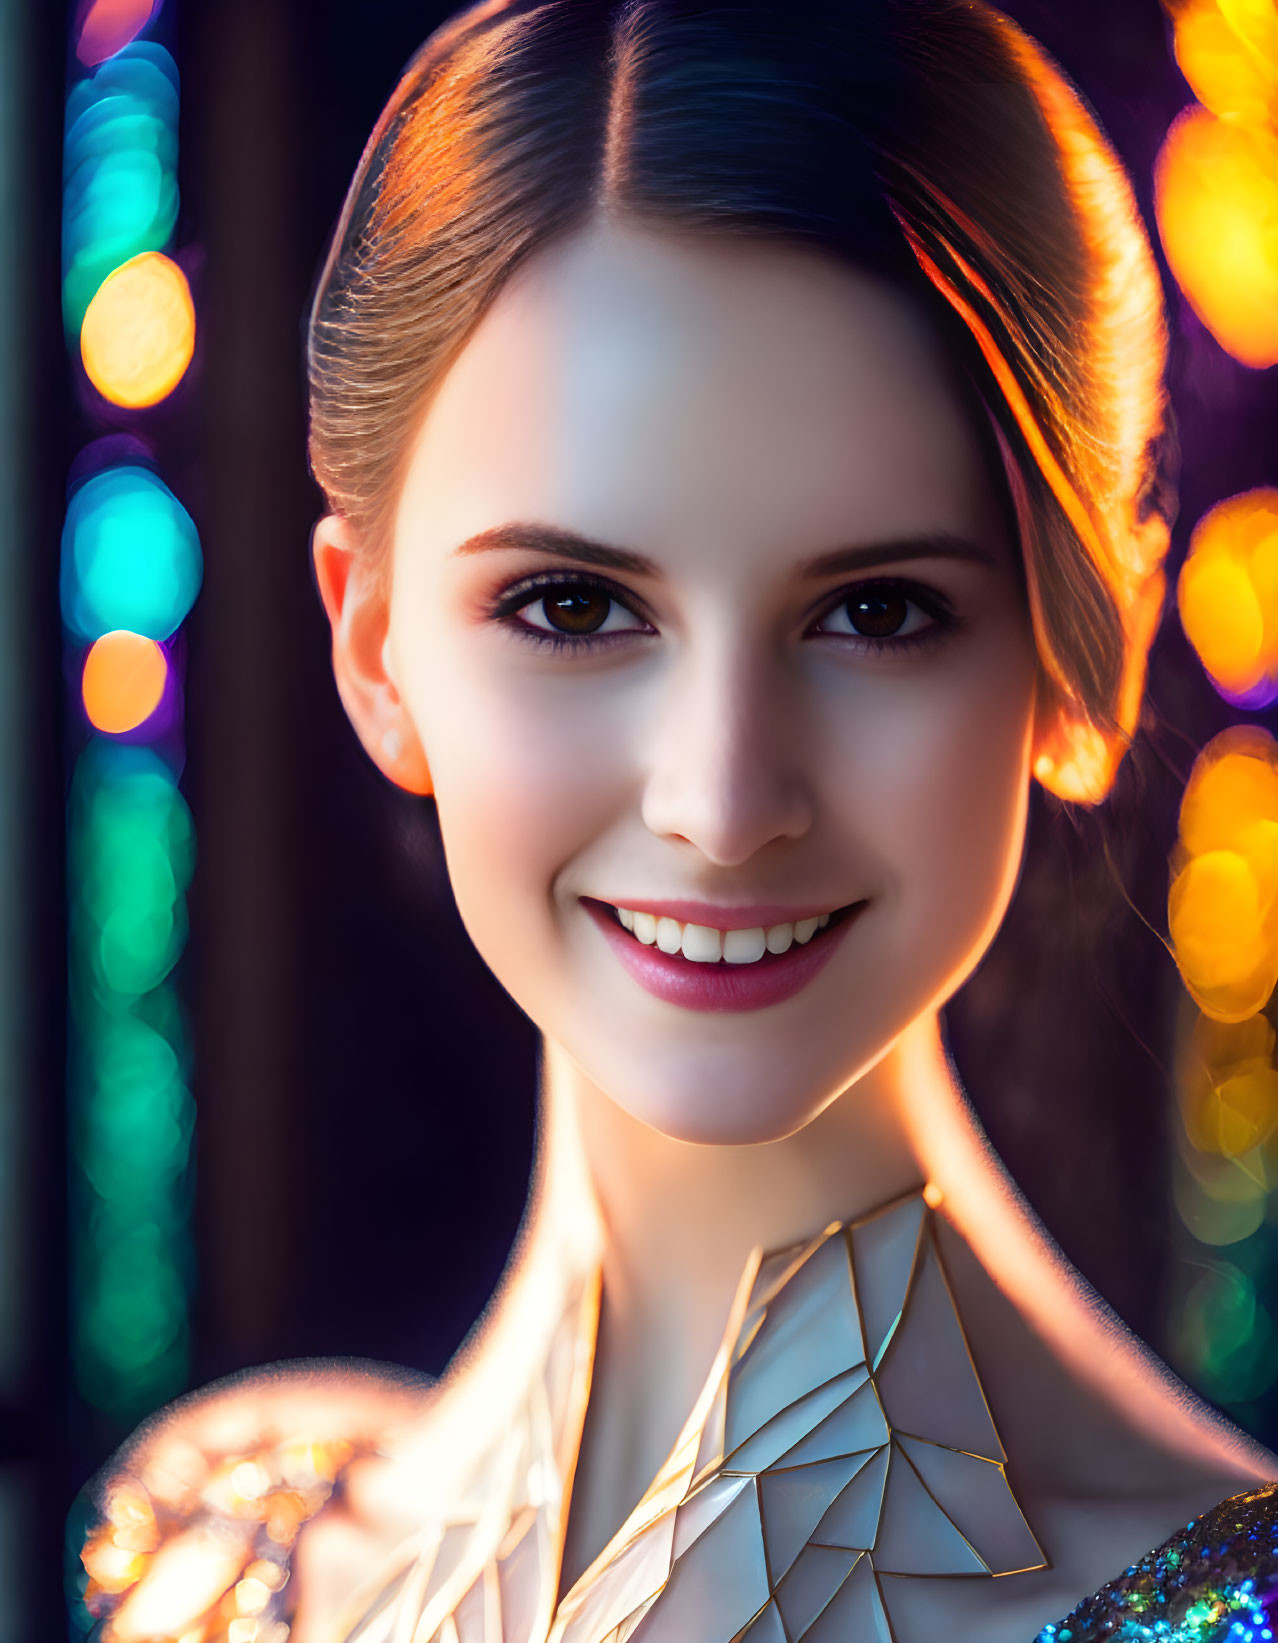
[549,1188,1045,1643]
[337,1188,1046,1643]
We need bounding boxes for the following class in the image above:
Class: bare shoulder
[75,1359,437,1643]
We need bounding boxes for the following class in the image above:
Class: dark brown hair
[307,0,1172,802]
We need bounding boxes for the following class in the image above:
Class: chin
[595,1054,853,1146]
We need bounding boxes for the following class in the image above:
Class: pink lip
[597,898,841,929]
[582,897,864,1014]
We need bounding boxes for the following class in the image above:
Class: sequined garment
[1034,1485,1278,1643]
[75,1191,1278,1643]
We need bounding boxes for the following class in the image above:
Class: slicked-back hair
[307,0,1172,802]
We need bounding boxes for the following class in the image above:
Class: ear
[311,514,432,796]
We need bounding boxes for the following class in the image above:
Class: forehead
[394,219,1005,569]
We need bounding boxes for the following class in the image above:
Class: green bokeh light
[68,741,195,1421]
[62,465,202,643]
[1176,1252,1278,1406]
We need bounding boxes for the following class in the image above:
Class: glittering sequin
[1035,1484,1278,1643]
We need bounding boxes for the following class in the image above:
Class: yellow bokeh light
[1181,1010,1278,1157]
[1174,1160,1268,1243]
[80,252,195,409]
[1155,106,1278,370]
[1170,848,1268,979]
[1179,554,1265,692]
[1178,726,1278,856]
[1217,0,1278,75]
[1172,729,1278,1020]
[1178,489,1278,701]
[1172,0,1278,123]
[82,630,168,734]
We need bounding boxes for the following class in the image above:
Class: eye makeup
[485,567,962,661]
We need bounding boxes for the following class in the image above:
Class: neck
[531,1010,1264,1503]
[542,1014,945,1349]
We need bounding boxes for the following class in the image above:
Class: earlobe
[310,514,433,796]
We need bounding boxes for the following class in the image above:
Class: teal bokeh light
[62,43,179,334]
[68,743,196,1417]
[62,464,201,642]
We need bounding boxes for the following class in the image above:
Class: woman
[77,2,1278,1640]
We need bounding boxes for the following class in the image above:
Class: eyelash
[487,570,957,658]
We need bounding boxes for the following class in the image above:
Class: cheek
[828,635,1036,958]
[410,659,637,950]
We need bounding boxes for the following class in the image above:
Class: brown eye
[503,577,649,644]
[814,580,943,646]
[845,587,908,638]
[539,587,613,634]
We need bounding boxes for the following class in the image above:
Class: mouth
[580,896,867,1013]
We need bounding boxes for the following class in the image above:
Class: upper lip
[585,896,856,928]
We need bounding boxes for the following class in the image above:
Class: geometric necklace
[327,1187,1048,1643]
[546,1187,1048,1643]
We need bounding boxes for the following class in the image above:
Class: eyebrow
[451,522,996,577]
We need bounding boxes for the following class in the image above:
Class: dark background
[9,0,1278,1634]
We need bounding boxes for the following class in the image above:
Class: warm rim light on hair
[307,0,1172,809]
[80,251,195,408]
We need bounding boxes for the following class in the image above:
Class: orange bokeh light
[1155,106,1278,370]
[82,631,168,734]
[1172,728,1278,1021]
[76,0,158,65]
[80,252,195,409]
[1178,488,1278,701]
[1171,0,1278,123]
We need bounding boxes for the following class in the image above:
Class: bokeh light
[68,743,195,1419]
[1172,1257,1278,1404]
[1178,488,1278,707]
[1155,106,1278,369]
[76,0,162,68]
[63,43,179,335]
[1171,0,1278,123]
[1169,727,1278,1022]
[82,631,168,734]
[80,251,195,407]
[62,463,201,642]
[62,0,198,1462]
[1179,1012,1278,1160]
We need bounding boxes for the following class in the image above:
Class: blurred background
[4,0,1278,1634]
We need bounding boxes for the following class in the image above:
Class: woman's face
[339,219,1044,1143]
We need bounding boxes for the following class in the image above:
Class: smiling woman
[76,3,1278,1643]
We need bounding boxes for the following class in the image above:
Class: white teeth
[682,923,722,963]
[656,916,683,955]
[609,905,843,964]
[765,922,794,954]
[723,927,766,963]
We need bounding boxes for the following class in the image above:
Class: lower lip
[583,899,864,1013]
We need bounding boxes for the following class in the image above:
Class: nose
[640,637,815,866]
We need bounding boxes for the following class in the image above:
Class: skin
[320,217,1043,1142]
[301,218,1273,1638]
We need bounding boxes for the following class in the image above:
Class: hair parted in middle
[307,0,1174,804]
